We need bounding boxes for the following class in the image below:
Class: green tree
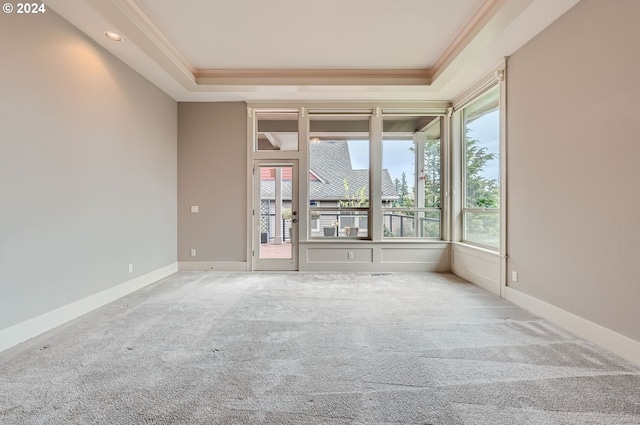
[392,172,414,208]
[408,138,441,208]
[400,172,414,208]
[465,137,499,208]
[421,139,442,238]
[422,139,441,208]
[464,134,500,246]
[340,178,368,208]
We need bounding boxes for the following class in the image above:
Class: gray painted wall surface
[177,103,247,263]
[0,10,177,330]
[507,0,640,341]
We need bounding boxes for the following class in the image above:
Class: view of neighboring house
[260,140,398,239]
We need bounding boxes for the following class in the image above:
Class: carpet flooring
[1,272,639,424]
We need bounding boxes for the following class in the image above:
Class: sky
[347,110,500,184]
[348,140,414,182]
[467,110,500,181]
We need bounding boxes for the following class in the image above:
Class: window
[462,86,500,249]
[309,201,320,231]
[339,215,368,231]
[382,116,442,238]
[308,115,370,238]
[256,112,298,151]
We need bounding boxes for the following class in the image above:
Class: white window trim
[248,101,450,245]
[451,59,507,298]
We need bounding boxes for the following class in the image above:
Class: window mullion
[370,109,383,242]
[414,134,426,209]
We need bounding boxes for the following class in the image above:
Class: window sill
[453,241,500,257]
[301,239,449,245]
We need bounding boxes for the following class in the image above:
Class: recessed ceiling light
[104,31,122,42]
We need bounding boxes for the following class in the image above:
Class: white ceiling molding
[44,0,581,101]
[86,0,197,87]
[430,0,508,82]
[195,69,433,87]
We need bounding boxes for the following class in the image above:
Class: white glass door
[253,160,298,270]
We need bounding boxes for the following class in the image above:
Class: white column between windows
[370,108,383,241]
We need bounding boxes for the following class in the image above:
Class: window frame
[248,103,451,245]
[381,115,444,240]
[307,113,372,240]
[460,84,501,250]
[255,111,300,152]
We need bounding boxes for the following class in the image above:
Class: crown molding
[85,0,197,88]
[432,0,508,80]
[195,68,432,86]
[82,0,511,91]
[46,0,573,101]
[110,0,195,74]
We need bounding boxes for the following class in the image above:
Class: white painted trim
[453,241,501,259]
[452,243,500,295]
[246,107,255,270]
[450,108,463,244]
[440,115,451,243]
[431,0,506,80]
[498,61,508,300]
[452,59,506,111]
[506,287,640,367]
[299,242,450,273]
[370,112,383,242]
[179,261,248,271]
[298,110,310,243]
[301,263,447,273]
[246,101,450,112]
[0,263,178,354]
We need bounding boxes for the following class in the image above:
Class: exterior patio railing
[260,211,441,241]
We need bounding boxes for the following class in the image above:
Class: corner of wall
[0,263,178,354]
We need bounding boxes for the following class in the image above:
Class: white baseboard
[0,262,178,354]
[506,287,640,367]
[178,261,248,271]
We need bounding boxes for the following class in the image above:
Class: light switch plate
[191,206,199,213]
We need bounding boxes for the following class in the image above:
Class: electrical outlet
[190,249,196,257]
[512,271,518,282]
[128,264,133,273]
[348,251,354,259]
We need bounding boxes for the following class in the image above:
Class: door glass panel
[258,165,293,259]
[256,112,299,151]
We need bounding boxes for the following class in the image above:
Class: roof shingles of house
[260,140,399,201]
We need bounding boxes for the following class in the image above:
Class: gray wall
[0,10,177,330]
[507,0,640,341]
[178,103,247,263]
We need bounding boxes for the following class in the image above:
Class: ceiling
[45,0,580,102]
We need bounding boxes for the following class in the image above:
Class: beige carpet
[1,272,639,424]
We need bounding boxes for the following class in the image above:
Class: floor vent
[371,273,393,277]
